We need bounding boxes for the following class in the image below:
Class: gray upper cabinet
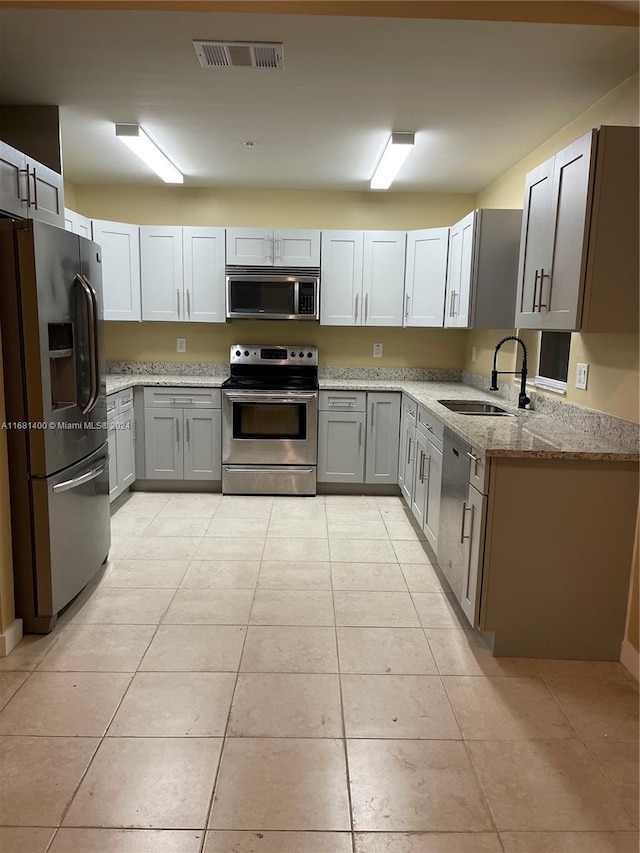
[0,139,64,226]
[365,393,400,485]
[404,228,449,327]
[444,209,522,329]
[515,125,639,332]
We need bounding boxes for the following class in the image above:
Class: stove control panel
[230,345,318,366]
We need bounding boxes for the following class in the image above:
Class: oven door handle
[226,466,315,474]
[223,392,317,403]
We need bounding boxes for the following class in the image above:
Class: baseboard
[620,638,639,681]
[0,618,23,657]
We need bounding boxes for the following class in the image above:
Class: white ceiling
[0,8,637,192]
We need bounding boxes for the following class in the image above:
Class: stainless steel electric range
[221,345,319,495]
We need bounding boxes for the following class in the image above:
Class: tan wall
[106,322,467,369]
[464,72,640,424]
[0,327,15,634]
[72,186,476,231]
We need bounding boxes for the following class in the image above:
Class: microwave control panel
[298,283,316,315]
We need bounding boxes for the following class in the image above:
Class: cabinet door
[404,228,449,327]
[362,231,406,326]
[184,409,221,480]
[317,411,365,483]
[226,227,272,266]
[411,430,429,525]
[544,130,597,330]
[444,212,475,328]
[140,226,184,321]
[107,419,118,500]
[0,140,27,217]
[183,227,225,323]
[116,409,135,491]
[26,158,64,227]
[460,484,486,627]
[64,208,92,239]
[423,438,443,555]
[144,408,183,479]
[515,157,555,328]
[398,420,416,506]
[320,231,364,326]
[92,220,141,321]
[274,229,320,267]
[365,392,400,485]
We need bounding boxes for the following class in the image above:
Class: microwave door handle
[294,280,300,315]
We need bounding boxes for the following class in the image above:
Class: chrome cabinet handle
[274,236,282,263]
[460,501,473,543]
[354,293,359,323]
[31,166,38,209]
[364,293,369,323]
[175,417,180,444]
[186,289,191,319]
[19,167,31,204]
[538,269,549,310]
[418,451,424,483]
[532,269,540,313]
[449,290,455,317]
[371,403,375,431]
[186,417,190,445]
[407,436,413,464]
[466,451,478,463]
[177,289,181,318]
[405,294,410,319]
[359,421,362,446]
[265,235,273,263]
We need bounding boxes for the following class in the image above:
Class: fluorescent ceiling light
[115,123,183,184]
[370,132,415,190]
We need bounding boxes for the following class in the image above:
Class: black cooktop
[223,363,319,391]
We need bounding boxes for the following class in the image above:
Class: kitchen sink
[438,400,513,416]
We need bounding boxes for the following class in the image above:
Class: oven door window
[229,280,295,315]
[233,402,307,440]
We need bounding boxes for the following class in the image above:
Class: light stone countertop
[105,374,639,461]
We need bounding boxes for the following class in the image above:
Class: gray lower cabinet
[107,390,136,502]
[317,410,366,483]
[460,481,486,626]
[398,398,417,503]
[365,393,400,485]
[411,429,429,523]
[142,386,222,481]
[423,438,443,552]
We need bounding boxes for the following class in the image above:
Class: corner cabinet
[140,226,226,323]
[320,230,406,326]
[444,209,522,329]
[317,390,400,484]
[92,219,142,322]
[515,125,639,332]
[64,208,92,239]
[226,228,320,267]
[403,228,449,327]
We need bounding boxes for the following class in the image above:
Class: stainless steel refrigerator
[0,218,110,633]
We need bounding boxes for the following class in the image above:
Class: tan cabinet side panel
[481,457,638,659]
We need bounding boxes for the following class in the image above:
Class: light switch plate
[373,343,383,358]
[176,338,187,353]
[575,362,588,390]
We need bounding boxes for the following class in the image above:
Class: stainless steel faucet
[490,335,531,409]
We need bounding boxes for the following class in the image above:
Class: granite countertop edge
[105,374,639,462]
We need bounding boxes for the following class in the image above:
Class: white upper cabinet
[320,230,364,325]
[516,126,640,333]
[92,219,141,322]
[362,231,406,327]
[321,230,405,327]
[404,228,449,327]
[140,226,184,322]
[226,227,320,267]
[64,208,92,239]
[444,208,522,330]
[183,227,226,323]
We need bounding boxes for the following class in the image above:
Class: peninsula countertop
[105,374,639,462]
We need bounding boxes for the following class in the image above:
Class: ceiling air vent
[193,41,284,70]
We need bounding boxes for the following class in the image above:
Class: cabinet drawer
[319,391,366,412]
[402,395,417,425]
[467,449,487,494]
[118,389,134,412]
[143,386,221,409]
[416,405,444,445]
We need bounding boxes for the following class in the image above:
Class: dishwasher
[438,428,472,603]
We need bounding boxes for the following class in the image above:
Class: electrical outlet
[176,338,186,353]
[471,346,477,363]
[373,343,383,358]
[575,362,589,390]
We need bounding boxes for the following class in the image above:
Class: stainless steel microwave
[226,269,320,320]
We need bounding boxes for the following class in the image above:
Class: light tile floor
[0,493,638,853]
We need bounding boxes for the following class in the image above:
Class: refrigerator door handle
[52,462,106,493]
[77,275,100,415]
